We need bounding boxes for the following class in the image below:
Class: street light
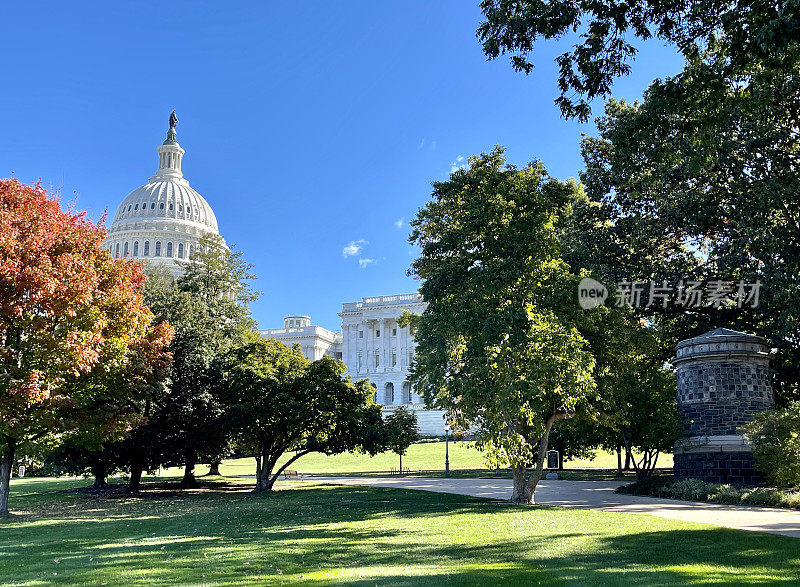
[444,423,451,478]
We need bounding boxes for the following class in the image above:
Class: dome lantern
[155,110,185,180]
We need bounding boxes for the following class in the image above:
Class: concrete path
[308,476,800,539]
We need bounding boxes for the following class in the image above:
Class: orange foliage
[0,178,173,445]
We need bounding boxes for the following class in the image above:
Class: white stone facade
[339,293,447,436]
[260,316,343,362]
[261,294,448,436]
[103,112,226,277]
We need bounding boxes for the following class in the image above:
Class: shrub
[617,476,800,510]
[742,402,800,489]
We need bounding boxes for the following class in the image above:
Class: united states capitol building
[260,294,447,436]
[105,113,446,436]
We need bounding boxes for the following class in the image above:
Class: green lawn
[1,476,797,585]
[159,441,673,478]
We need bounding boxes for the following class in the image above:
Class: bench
[283,469,303,480]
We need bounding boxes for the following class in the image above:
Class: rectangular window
[357,352,362,370]
[359,330,364,339]
[392,327,397,337]
[375,329,381,338]
[408,350,414,366]
[392,352,397,367]
[374,352,380,368]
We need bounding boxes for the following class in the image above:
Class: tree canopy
[477,0,800,120]
[215,339,394,491]
[408,148,597,503]
[0,179,172,514]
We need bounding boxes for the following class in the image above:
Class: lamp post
[444,424,450,478]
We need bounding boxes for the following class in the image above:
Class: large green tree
[407,148,597,504]
[581,49,800,402]
[215,339,392,491]
[146,234,259,487]
[0,180,172,514]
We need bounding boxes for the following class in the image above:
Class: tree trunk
[181,453,197,488]
[129,463,143,494]
[254,450,272,492]
[181,462,196,487]
[254,456,263,489]
[624,446,632,470]
[257,449,312,492]
[511,465,536,504]
[92,471,108,488]
[0,439,16,516]
[510,413,563,505]
[207,461,221,476]
[616,446,623,476]
[399,453,403,475]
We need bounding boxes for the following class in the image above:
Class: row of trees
[48,236,419,495]
[1,181,417,515]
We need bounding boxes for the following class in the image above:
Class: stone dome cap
[674,328,770,364]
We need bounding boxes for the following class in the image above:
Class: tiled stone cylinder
[673,328,774,484]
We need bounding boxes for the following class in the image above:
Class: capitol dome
[104,111,226,276]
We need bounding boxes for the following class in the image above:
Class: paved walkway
[308,476,800,539]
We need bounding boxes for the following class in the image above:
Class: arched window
[134,203,139,210]
[143,241,150,256]
[189,244,194,258]
[178,243,184,259]
[155,242,161,256]
[127,205,132,211]
[133,241,139,256]
[169,203,174,211]
[402,381,412,404]
[166,242,173,257]
[115,243,120,258]
[159,202,164,210]
[151,202,156,210]
[123,242,129,256]
[179,204,183,212]
[187,206,192,215]
[384,383,394,405]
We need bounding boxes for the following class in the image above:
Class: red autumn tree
[0,179,173,515]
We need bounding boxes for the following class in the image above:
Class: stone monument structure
[673,328,774,484]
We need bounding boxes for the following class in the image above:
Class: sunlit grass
[1,476,796,585]
[154,440,673,478]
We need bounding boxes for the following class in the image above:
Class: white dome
[111,178,219,233]
[104,112,226,276]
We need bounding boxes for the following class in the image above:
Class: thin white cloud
[450,155,466,173]
[394,217,404,229]
[419,138,437,151]
[343,239,368,258]
[358,258,376,268]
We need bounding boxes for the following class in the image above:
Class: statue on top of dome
[164,111,179,145]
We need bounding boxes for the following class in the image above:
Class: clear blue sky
[1,2,684,332]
